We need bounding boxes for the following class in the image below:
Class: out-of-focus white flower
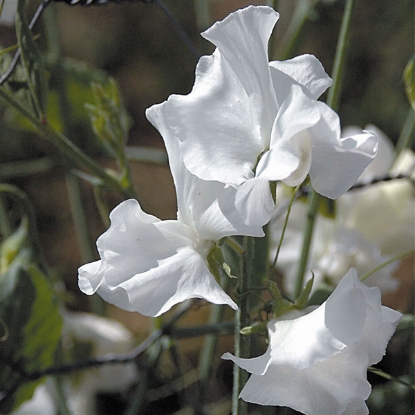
[61,312,137,415]
[338,125,415,257]
[11,312,136,415]
[222,268,402,415]
[79,99,266,316]
[150,5,377,225]
[11,384,56,415]
[0,0,16,26]
[270,125,413,295]
[342,125,395,181]
[313,227,399,293]
[270,200,399,295]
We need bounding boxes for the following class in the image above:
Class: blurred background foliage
[0,0,413,414]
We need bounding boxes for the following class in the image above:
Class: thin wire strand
[154,0,201,60]
[0,300,191,405]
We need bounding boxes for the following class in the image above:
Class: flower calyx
[269,275,314,318]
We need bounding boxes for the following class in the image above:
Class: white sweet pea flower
[313,227,399,293]
[222,268,402,415]
[270,126,413,295]
[338,125,415,257]
[151,5,377,224]
[79,101,266,317]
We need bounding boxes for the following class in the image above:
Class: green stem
[293,189,320,298]
[232,236,254,415]
[368,367,415,390]
[123,341,162,415]
[51,377,72,415]
[172,321,234,340]
[294,0,356,299]
[326,0,356,112]
[43,5,96,263]
[269,185,300,277]
[360,249,415,282]
[224,236,246,255]
[123,367,149,415]
[267,0,280,60]
[276,0,318,61]
[64,174,96,263]
[198,302,226,401]
[0,157,56,180]
[43,6,106,314]
[194,0,210,33]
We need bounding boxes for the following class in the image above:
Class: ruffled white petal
[162,51,261,185]
[202,5,279,144]
[222,268,402,412]
[308,105,378,199]
[78,199,237,317]
[155,6,282,186]
[234,178,276,226]
[269,54,332,102]
[342,124,395,180]
[257,85,320,182]
[237,348,370,415]
[146,102,267,237]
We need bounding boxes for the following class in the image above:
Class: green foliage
[86,79,130,156]
[3,58,116,142]
[0,255,62,413]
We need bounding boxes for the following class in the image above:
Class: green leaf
[0,258,62,413]
[15,0,47,119]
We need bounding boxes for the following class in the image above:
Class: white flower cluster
[270,125,414,296]
[78,6,405,414]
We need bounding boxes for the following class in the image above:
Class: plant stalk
[293,0,356,298]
